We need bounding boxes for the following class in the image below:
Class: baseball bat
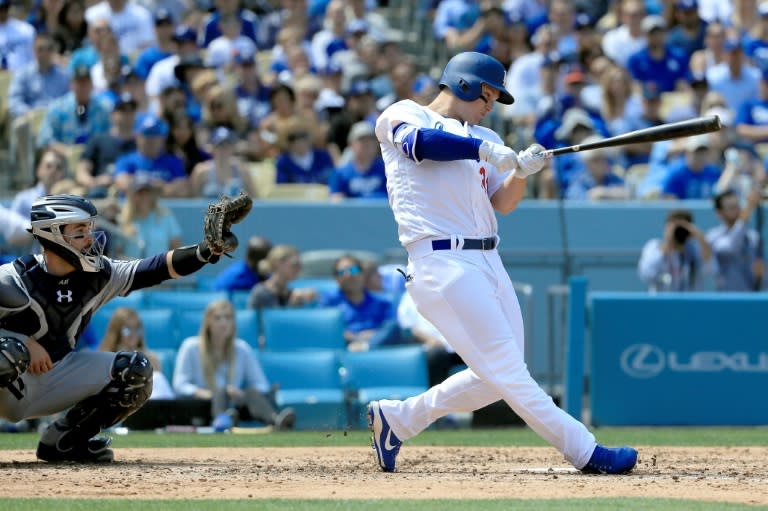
[541,115,722,158]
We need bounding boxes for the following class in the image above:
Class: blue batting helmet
[439,52,514,105]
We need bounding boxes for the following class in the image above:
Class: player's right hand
[26,338,53,375]
[478,140,519,171]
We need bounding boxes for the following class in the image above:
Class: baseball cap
[346,80,372,97]
[114,92,137,110]
[675,0,698,10]
[347,121,376,143]
[542,51,562,67]
[723,38,742,52]
[131,174,158,192]
[641,15,667,33]
[133,112,168,137]
[174,55,205,82]
[72,64,91,80]
[686,134,709,152]
[320,61,343,76]
[555,108,594,140]
[209,126,237,146]
[233,44,257,65]
[172,25,197,44]
[346,19,369,35]
[760,2,768,16]
[574,13,595,30]
[154,8,174,24]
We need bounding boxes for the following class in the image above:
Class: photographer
[638,209,715,292]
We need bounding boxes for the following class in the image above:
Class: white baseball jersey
[375,100,510,247]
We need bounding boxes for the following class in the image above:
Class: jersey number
[479,166,488,192]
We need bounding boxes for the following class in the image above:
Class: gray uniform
[0,253,141,421]
[706,221,762,291]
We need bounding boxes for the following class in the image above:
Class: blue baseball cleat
[582,445,638,474]
[368,401,402,472]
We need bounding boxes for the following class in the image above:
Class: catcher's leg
[37,351,153,463]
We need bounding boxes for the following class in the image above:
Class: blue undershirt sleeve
[393,123,483,162]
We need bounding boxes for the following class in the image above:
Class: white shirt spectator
[503,52,544,120]
[706,62,761,114]
[145,54,179,98]
[206,36,257,69]
[85,1,156,55]
[601,25,647,68]
[697,0,733,25]
[0,16,35,72]
[0,204,31,246]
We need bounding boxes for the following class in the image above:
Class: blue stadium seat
[177,308,260,349]
[288,278,339,301]
[258,350,346,430]
[261,307,345,352]
[151,348,177,382]
[339,346,429,429]
[98,290,146,312]
[231,290,250,310]
[144,290,229,314]
[89,308,177,349]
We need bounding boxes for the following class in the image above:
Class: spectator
[565,138,628,200]
[716,143,765,200]
[10,148,68,222]
[133,8,177,81]
[27,0,65,35]
[113,112,189,197]
[329,121,386,200]
[173,299,296,430]
[258,83,299,158]
[37,65,112,153]
[666,0,707,60]
[205,12,258,71]
[98,307,174,399]
[247,244,318,310]
[145,25,199,105]
[166,109,211,177]
[275,117,336,184]
[231,45,272,130]
[547,0,578,58]
[89,28,129,94]
[397,290,464,388]
[320,254,399,351]
[0,0,35,72]
[69,16,111,72]
[51,0,88,57]
[309,0,347,73]
[0,204,32,251]
[212,235,273,292]
[343,0,391,44]
[118,176,182,259]
[326,80,378,160]
[200,84,261,161]
[190,127,258,198]
[661,134,722,200]
[8,32,71,187]
[375,60,417,112]
[599,64,642,143]
[432,0,483,51]
[706,37,762,115]
[623,84,665,166]
[120,65,150,113]
[743,4,768,71]
[689,21,727,77]
[638,208,714,292]
[75,92,138,198]
[547,107,598,197]
[627,15,690,94]
[735,69,768,144]
[200,0,261,48]
[707,189,765,291]
[85,0,156,56]
[601,0,647,68]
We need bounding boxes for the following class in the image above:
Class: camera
[673,225,690,244]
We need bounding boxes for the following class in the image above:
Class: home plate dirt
[0,446,766,505]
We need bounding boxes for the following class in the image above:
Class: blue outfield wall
[164,199,764,386]
[590,293,768,426]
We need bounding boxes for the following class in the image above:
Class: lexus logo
[620,344,665,378]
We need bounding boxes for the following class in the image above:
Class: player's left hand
[516,144,548,178]
[26,338,53,375]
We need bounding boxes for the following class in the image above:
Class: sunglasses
[335,266,361,277]
[121,326,143,336]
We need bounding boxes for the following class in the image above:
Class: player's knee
[111,351,153,408]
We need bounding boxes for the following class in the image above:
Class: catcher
[0,191,252,462]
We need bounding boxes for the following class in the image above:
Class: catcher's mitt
[204,191,253,257]
[0,337,30,400]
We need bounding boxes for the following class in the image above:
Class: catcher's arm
[167,191,254,279]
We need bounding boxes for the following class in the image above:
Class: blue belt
[431,237,497,250]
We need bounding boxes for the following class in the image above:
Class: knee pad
[51,351,153,447]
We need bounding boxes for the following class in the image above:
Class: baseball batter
[0,193,248,462]
[368,52,638,474]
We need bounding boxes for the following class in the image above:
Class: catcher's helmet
[439,52,514,105]
[30,194,106,272]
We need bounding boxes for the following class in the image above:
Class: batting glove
[479,140,519,172]
[515,144,548,178]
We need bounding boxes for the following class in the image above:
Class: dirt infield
[1,446,766,505]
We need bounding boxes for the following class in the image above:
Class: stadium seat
[261,307,345,351]
[231,290,250,309]
[339,346,429,429]
[177,308,260,349]
[299,249,381,278]
[288,278,339,301]
[249,160,276,199]
[151,348,177,382]
[145,290,229,314]
[258,350,346,430]
[89,308,176,349]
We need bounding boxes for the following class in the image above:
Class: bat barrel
[546,115,722,157]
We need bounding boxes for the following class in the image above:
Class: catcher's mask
[29,194,106,272]
[0,337,31,400]
[439,52,515,105]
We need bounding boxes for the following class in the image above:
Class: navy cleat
[37,436,114,463]
[582,445,638,474]
[368,401,402,472]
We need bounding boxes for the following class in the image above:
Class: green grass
[1,499,765,511]
[2,426,767,449]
